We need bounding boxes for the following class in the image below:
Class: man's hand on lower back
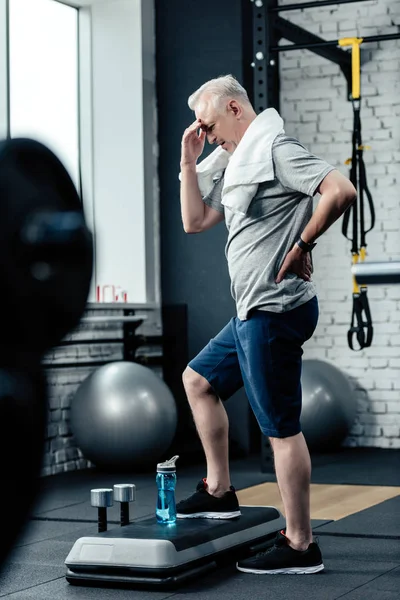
[275,245,312,284]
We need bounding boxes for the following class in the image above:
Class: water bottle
[156,455,179,524]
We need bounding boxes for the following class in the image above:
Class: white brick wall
[279,0,400,448]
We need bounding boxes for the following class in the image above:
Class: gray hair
[188,74,250,113]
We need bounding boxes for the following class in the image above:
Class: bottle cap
[157,455,179,473]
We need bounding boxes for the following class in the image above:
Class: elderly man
[176,74,356,575]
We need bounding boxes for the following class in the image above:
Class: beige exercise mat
[237,482,400,521]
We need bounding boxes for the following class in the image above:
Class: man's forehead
[195,101,214,123]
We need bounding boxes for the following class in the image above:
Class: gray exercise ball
[300,359,356,451]
[70,361,178,471]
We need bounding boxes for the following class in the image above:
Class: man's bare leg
[183,367,231,497]
[270,432,313,551]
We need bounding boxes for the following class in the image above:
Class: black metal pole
[265,0,281,112]
[269,0,364,13]
[5,0,11,139]
[250,0,269,113]
[271,32,400,52]
[274,15,352,97]
[247,0,280,470]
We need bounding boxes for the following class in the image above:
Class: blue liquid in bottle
[156,455,179,525]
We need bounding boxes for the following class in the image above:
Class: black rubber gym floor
[1,448,399,599]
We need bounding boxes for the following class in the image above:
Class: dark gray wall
[155,0,257,455]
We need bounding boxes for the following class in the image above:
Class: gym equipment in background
[300,359,357,452]
[70,361,178,471]
[352,261,400,285]
[90,485,136,532]
[340,38,375,351]
[0,137,93,567]
[65,500,285,588]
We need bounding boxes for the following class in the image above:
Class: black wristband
[297,237,317,253]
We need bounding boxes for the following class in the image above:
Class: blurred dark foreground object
[0,138,93,567]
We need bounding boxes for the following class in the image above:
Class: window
[9,0,80,190]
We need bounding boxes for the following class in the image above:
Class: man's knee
[268,432,302,449]
[182,366,212,397]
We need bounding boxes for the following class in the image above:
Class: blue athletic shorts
[188,296,319,438]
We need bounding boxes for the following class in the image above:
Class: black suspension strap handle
[347,288,374,351]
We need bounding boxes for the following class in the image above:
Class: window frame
[2,0,160,306]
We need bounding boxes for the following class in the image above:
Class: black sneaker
[236,530,324,574]
[176,479,241,519]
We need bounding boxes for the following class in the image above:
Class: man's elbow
[183,222,202,234]
[337,182,357,211]
[346,182,357,206]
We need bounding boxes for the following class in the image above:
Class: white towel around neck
[180,108,285,215]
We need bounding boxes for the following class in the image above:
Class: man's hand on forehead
[181,118,206,163]
[193,116,213,133]
[198,119,209,133]
[187,119,207,135]
[188,118,210,134]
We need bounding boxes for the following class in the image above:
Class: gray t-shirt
[203,133,335,321]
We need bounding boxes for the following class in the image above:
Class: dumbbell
[91,488,114,533]
[113,484,136,526]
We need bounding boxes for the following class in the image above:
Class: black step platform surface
[81,505,280,549]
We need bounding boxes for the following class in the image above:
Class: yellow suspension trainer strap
[339,38,375,351]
